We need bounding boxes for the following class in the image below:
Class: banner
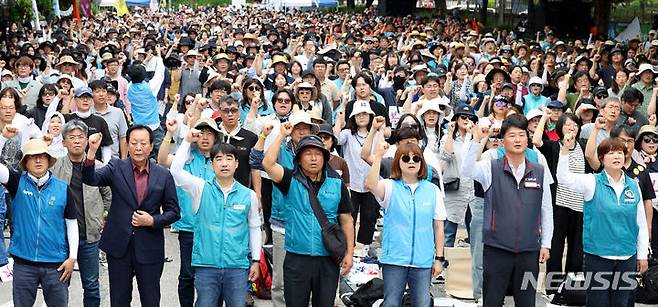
[72,0,81,21]
[114,0,129,16]
[80,0,92,17]
[615,17,641,42]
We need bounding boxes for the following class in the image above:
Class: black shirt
[70,162,86,241]
[624,160,657,202]
[64,113,113,147]
[274,167,353,215]
[223,128,258,188]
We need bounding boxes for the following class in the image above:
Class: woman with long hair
[445,62,472,107]
[239,78,271,123]
[27,83,59,128]
[607,69,629,99]
[365,141,446,307]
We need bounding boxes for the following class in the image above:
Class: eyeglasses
[401,154,421,163]
[220,108,239,114]
[619,137,634,144]
[276,98,292,103]
[66,134,86,141]
[247,86,261,92]
[643,135,658,144]
[185,99,195,105]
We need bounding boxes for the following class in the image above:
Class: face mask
[17,76,32,83]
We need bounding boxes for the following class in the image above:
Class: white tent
[266,0,337,9]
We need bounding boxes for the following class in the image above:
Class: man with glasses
[217,96,259,188]
[582,97,622,146]
[617,88,648,134]
[50,120,112,307]
[313,58,340,109]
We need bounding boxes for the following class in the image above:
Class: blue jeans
[444,220,459,248]
[77,240,100,307]
[584,253,637,307]
[469,197,484,300]
[177,231,195,307]
[12,262,69,307]
[149,126,165,160]
[194,267,248,307]
[382,264,431,307]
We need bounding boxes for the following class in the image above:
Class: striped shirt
[555,143,585,212]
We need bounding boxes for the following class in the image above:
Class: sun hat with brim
[485,68,511,85]
[417,98,443,118]
[294,135,330,163]
[101,53,117,64]
[526,108,544,120]
[349,100,375,118]
[55,55,79,67]
[185,49,200,58]
[637,63,657,76]
[574,55,592,68]
[288,110,319,134]
[194,117,221,134]
[19,138,57,171]
[271,55,289,65]
[635,125,658,150]
[204,71,221,87]
[213,53,230,62]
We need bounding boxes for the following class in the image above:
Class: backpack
[252,248,273,299]
[349,278,384,307]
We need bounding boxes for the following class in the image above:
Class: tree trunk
[480,0,488,27]
[434,0,446,12]
[497,0,505,26]
[365,0,374,8]
[596,0,612,38]
[346,0,355,8]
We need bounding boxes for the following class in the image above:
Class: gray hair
[62,120,89,137]
[600,97,621,109]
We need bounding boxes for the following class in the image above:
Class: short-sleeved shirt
[624,160,656,202]
[95,105,128,159]
[64,113,113,147]
[274,167,353,215]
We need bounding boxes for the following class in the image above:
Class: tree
[595,0,612,37]
[434,0,446,11]
[480,0,488,27]
[346,0,355,8]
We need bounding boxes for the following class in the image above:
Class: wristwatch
[435,256,445,262]
[251,259,260,264]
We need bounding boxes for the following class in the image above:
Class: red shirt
[132,162,149,205]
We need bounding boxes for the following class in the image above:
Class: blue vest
[284,170,342,256]
[381,179,438,268]
[192,180,254,269]
[271,142,295,223]
[583,172,640,257]
[522,94,549,115]
[173,149,214,232]
[128,82,160,126]
[9,173,69,263]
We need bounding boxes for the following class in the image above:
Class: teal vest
[284,171,342,256]
[381,179,438,268]
[271,141,295,223]
[173,149,214,232]
[522,93,549,115]
[192,180,254,269]
[9,173,69,263]
[583,172,640,257]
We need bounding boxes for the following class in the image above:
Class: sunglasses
[459,114,472,121]
[43,91,56,97]
[494,101,509,107]
[401,154,421,163]
[643,135,658,144]
[276,98,292,103]
[221,108,240,114]
[596,94,608,99]
[247,86,261,92]
[185,99,195,105]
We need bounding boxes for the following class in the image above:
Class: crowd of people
[0,4,657,307]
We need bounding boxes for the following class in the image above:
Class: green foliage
[8,0,53,22]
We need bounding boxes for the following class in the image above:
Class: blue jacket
[128,82,160,126]
[0,186,7,266]
[174,149,214,232]
[193,180,254,269]
[583,172,640,257]
[9,173,69,263]
[271,141,295,224]
[381,179,438,268]
[284,168,342,256]
[83,158,180,264]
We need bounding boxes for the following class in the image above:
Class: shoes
[246,293,255,307]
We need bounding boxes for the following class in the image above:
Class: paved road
[1,230,552,307]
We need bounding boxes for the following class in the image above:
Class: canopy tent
[266,0,337,9]
[98,0,149,7]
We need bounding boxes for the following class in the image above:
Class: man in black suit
[82,125,180,307]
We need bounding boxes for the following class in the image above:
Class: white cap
[528,76,543,86]
[349,100,375,118]
[526,108,543,120]
[417,98,444,118]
